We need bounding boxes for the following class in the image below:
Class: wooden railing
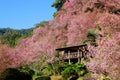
[59,52,84,60]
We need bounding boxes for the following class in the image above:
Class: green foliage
[32,72,44,80]
[0,28,33,47]
[51,0,66,11]
[29,56,49,76]
[97,24,102,31]
[35,76,51,80]
[83,28,98,46]
[35,21,48,28]
[18,58,89,80]
[43,61,65,76]
[75,62,87,76]
[61,62,88,80]
[1,30,21,47]
[19,28,33,38]
[83,73,91,78]
[42,65,54,76]
[19,65,35,76]
[83,26,102,46]
[16,61,89,80]
[62,66,76,80]
[87,29,96,38]
[53,11,58,17]
[0,68,32,80]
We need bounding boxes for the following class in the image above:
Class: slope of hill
[0,28,33,47]
[0,0,120,79]
[16,0,120,60]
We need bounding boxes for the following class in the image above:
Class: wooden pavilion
[56,44,89,64]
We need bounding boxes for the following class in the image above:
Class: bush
[0,68,32,80]
[75,62,87,76]
[61,62,88,80]
[62,66,77,80]
[19,66,35,76]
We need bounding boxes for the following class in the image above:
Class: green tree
[51,0,66,11]
[0,28,33,47]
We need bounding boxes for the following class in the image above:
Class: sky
[0,0,56,29]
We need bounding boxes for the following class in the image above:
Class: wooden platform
[56,44,89,64]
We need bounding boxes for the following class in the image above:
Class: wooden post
[60,51,64,61]
[80,49,82,58]
[61,51,64,59]
[78,49,80,62]
[83,47,85,58]
[68,51,71,64]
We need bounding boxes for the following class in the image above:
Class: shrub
[19,65,35,76]
[0,68,32,80]
[75,62,87,76]
[61,62,88,80]
[62,66,76,80]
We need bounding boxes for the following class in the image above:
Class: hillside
[0,28,33,47]
[0,0,120,79]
